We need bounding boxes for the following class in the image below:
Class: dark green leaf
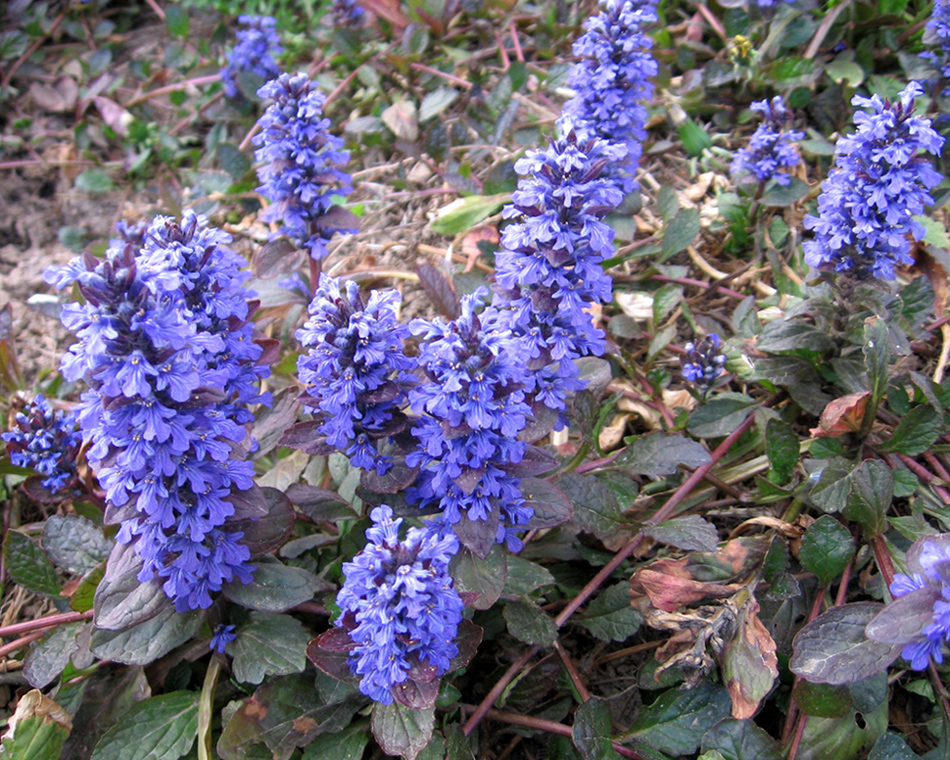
[809,457,857,513]
[877,405,942,456]
[868,733,917,760]
[756,320,835,362]
[23,622,83,689]
[661,208,700,259]
[863,317,890,406]
[700,718,783,760]
[625,682,731,757]
[218,674,366,760]
[759,177,809,207]
[645,515,719,552]
[451,544,506,610]
[231,613,310,685]
[789,602,900,684]
[0,690,72,760]
[687,393,757,439]
[90,605,203,666]
[503,599,557,647]
[75,169,115,194]
[792,681,852,718]
[765,419,798,483]
[503,555,556,595]
[799,516,854,588]
[576,583,643,642]
[797,697,887,760]
[572,698,621,760]
[94,542,167,630]
[620,432,711,477]
[843,460,892,537]
[222,558,331,613]
[301,720,369,760]
[90,692,198,760]
[216,143,250,180]
[557,474,634,548]
[653,284,683,325]
[370,702,435,760]
[3,530,61,596]
[677,119,712,157]
[165,6,189,38]
[657,186,679,222]
[763,57,822,88]
[43,514,112,575]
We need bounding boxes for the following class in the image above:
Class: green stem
[198,654,222,760]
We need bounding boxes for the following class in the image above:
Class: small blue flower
[221,16,283,101]
[803,82,944,281]
[731,97,804,187]
[2,395,82,492]
[46,212,269,612]
[682,334,727,393]
[254,72,355,260]
[209,623,237,653]
[563,0,657,193]
[295,274,415,474]
[335,505,463,704]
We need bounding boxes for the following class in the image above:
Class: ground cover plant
[5,0,950,758]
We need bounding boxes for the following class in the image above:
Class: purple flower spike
[335,505,463,704]
[803,82,944,281]
[45,212,270,612]
[221,15,283,101]
[2,395,82,493]
[730,96,804,187]
[295,274,415,474]
[254,72,355,261]
[682,334,727,394]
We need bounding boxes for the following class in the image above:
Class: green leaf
[370,701,435,760]
[218,674,366,760]
[165,6,190,38]
[789,602,900,684]
[222,558,331,613]
[792,681,852,718]
[765,419,798,483]
[687,393,758,439]
[301,721,369,760]
[503,599,557,647]
[758,178,809,207]
[877,404,942,456]
[503,555,556,595]
[75,169,115,194]
[661,208,700,259]
[71,562,105,612]
[429,194,510,236]
[43,514,112,575]
[678,119,712,157]
[625,682,732,757]
[572,698,621,760]
[914,215,950,247]
[652,284,683,325]
[557,474,634,549]
[0,690,72,760]
[216,143,251,180]
[843,460,892,537]
[90,605,203,666]
[799,516,854,588]
[619,432,711,477]
[645,515,719,552]
[763,57,823,88]
[756,319,835,363]
[451,544,507,610]
[576,583,643,642]
[23,622,83,689]
[809,457,857,513]
[419,88,459,121]
[94,543,168,630]
[868,733,917,760]
[825,59,865,86]
[700,718,783,760]
[90,691,198,760]
[647,324,677,363]
[863,316,890,406]
[798,697,887,760]
[231,613,310,684]
[657,186,680,222]
[3,530,60,596]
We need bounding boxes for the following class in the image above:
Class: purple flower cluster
[295,275,414,474]
[730,96,804,187]
[209,623,237,653]
[563,0,657,192]
[682,334,727,394]
[923,0,950,94]
[46,213,271,612]
[407,291,532,554]
[2,395,82,492]
[221,15,283,101]
[493,122,625,422]
[254,72,355,261]
[886,541,950,669]
[335,505,463,704]
[803,83,944,281]
[333,0,365,27]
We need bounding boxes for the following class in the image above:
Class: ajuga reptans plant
[682,334,727,395]
[730,96,804,187]
[221,15,282,101]
[3,395,82,493]
[46,213,270,611]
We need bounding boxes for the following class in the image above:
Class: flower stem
[198,653,222,760]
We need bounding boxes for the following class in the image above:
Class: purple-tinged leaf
[865,587,940,645]
[416,263,460,319]
[307,628,360,683]
[504,445,559,477]
[521,477,573,529]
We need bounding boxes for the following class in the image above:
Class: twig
[0,610,93,639]
[509,22,525,62]
[651,274,746,301]
[804,0,850,59]
[125,74,221,107]
[1,10,67,88]
[409,62,473,90]
[144,0,167,20]
[694,4,728,42]
[0,631,44,660]
[554,641,590,702]
[462,647,538,735]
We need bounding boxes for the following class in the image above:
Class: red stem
[0,631,44,659]
[0,610,93,639]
